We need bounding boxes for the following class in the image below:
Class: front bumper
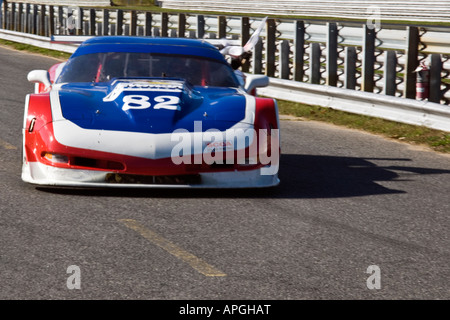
[22,161,279,188]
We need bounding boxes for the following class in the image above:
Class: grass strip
[0,39,71,60]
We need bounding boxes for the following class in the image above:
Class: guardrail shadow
[35,154,450,199]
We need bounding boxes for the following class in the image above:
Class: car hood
[55,79,249,134]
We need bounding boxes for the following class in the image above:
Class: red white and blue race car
[22,36,280,188]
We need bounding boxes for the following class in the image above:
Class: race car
[22,36,280,188]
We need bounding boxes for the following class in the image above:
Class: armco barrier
[0,28,76,52]
[1,28,450,132]
[258,78,450,132]
[158,0,450,23]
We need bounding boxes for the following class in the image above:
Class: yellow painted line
[119,219,226,277]
[0,138,17,150]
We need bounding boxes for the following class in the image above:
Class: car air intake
[105,173,201,185]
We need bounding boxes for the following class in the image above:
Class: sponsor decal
[204,141,234,153]
[103,80,184,102]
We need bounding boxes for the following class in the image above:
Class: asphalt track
[0,45,449,300]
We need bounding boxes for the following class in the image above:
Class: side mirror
[244,74,269,93]
[27,70,51,93]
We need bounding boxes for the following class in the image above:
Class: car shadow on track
[36,154,450,199]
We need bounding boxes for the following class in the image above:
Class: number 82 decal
[122,95,181,111]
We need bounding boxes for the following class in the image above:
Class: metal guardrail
[259,77,450,132]
[1,2,450,132]
[158,0,450,23]
[6,0,111,6]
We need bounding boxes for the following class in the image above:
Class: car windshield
[56,52,240,88]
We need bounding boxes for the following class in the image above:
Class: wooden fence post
[326,22,338,86]
[404,26,419,98]
[265,18,276,77]
[102,9,109,36]
[253,38,263,75]
[429,53,442,103]
[130,10,137,36]
[161,12,168,37]
[178,13,186,38]
[76,7,83,35]
[344,46,357,89]
[2,1,7,29]
[218,15,226,39]
[145,12,152,36]
[31,4,37,35]
[116,9,123,36]
[10,1,16,31]
[384,50,398,96]
[362,24,376,92]
[39,4,45,36]
[48,5,55,36]
[241,17,250,72]
[17,2,23,32]
[24,3,30,33]
[241,17,250,45]
[280,40,291,79]
[197,15,205,39]
[89,9,96,35]
[57,6,63,34]
[310,42,321,84]
[294,20,305,82]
